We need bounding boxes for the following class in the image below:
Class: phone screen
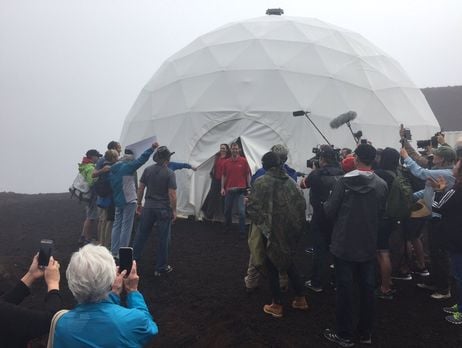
[119,247,133,275]
[38,239,54,267]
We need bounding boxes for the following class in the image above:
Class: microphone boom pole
[301,111,331,145]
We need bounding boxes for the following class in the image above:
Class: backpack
[94,172,112,198]
[69,173,92,202]
[385,169,414,220]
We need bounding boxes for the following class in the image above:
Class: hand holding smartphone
[38,239,54,268]
[119,247,133,276]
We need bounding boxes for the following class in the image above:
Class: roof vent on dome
[266,8,284,16]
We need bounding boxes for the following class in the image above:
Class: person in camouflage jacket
[247,152,308,318]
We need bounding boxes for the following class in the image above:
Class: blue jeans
[133,207,172,272]
[334,257,375,340]
[224,190,245,234]
[450,252,462,312]
[111,202,137,257]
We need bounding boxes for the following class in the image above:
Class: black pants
[266,257,304,304]
[428,218,450,292]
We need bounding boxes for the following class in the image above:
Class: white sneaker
[431,291,451,300]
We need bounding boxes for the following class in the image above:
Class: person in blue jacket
[400,146,456,300]
[110,142,158,258]
[53,244,158,347]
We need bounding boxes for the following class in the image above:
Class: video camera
[416,132,442,149]
[306,145,341,169]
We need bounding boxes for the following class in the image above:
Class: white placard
[125,136,157,157]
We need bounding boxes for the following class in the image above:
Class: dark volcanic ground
[0,192,461,347]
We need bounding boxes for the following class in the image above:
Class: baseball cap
[270,144,289,162]
[432,146,456,163]
[341,155,355,173]
[86,149,102,158]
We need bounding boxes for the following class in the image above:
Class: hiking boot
[431,290,451,300]
[292,296,309,310]
[263,303,283,318]
[413,268,430,277]
[416,282,437,291]
[445,312,462,325]
[443,304,459,314]
[304,280,323,293]
[391,272,412,280]
[154,265,173,276]
[375,288,394,300]
[323,328,354,347]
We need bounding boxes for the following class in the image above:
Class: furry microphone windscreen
[329,111,357,129]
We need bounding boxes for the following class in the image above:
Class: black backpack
[94,172,112,198]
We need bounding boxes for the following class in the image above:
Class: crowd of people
[2,128,461,347]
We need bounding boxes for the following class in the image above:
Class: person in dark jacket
[432,158,462,324]
[323,144,388,347]
[374,147,400,299]
[0,254,62,348]
[301,145,344,293]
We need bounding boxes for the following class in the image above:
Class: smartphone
[119,247,133,275]
[38,239,54,268]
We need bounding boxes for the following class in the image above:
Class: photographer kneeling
[301,146,344,292]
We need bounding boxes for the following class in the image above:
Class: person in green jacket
[79,149,102,245]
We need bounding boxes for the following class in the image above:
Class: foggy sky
[1,0,461,193]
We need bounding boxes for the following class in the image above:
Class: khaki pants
[97,208,112,248]
[244,253,288,290]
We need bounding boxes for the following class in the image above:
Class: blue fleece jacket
[53,291,158,347]
[110,148,154,207]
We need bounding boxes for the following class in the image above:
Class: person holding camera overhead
[0,254,62,348]
[52,244,158,347]
[400,142,456,300]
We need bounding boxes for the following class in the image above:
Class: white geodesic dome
[120,15,440,217]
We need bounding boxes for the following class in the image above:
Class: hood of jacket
[266,167,290,181]
[342,169,378,194]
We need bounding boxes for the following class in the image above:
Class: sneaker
[304,247,315,254]
[305,280,323,293]
[359,334,372,345]
[445,312,462,324]
[154,265,173,276]
[375,288,394,300]
[431,291,451,300]
[391,272,412,280]
[413,268,430,277]
[443,304,459,314]
[263,303,283,318]
[323,328,354,347]
[416,282,437,291]
[292,296,309,310]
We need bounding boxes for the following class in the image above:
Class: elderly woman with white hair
[52,244,158,347]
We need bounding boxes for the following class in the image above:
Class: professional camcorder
[416,132,442,149]
[306,145,341,168]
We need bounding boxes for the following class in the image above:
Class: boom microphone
[329,111,357,129]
